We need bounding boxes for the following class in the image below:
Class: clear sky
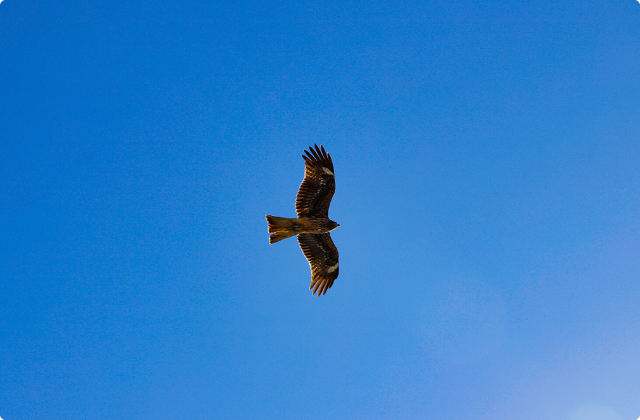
[1,0,639,419]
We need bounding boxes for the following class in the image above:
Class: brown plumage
[266,144,340,296]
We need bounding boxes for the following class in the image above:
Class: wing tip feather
[302,144,334,174]
[309,275,334,296]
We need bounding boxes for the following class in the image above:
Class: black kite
[266,145,340,296]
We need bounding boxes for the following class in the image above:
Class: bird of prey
[266,144,340,296]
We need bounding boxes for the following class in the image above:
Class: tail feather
[269,231,296,244]
[266,215,299,244]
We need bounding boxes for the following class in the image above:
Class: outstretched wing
[298,233,339,296]
[296,144,335,218]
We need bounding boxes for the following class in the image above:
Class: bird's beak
[337,224,340,227]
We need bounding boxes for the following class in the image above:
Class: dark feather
[297,233,339,296]
[296,144,335,218]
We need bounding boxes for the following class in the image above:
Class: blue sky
[1,0,640,419]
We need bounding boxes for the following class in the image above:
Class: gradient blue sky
[2,0,640,419]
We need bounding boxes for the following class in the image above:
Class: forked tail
[266,215,298,244]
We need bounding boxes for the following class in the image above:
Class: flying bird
[266,144,340,296]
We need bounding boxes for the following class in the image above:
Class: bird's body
[266,216,339,243]
[266,144,340,296]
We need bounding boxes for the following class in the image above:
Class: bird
[266,144,340,296]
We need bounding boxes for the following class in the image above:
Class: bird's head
[327,220,340,231]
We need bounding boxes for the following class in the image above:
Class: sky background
[1,0,640,419]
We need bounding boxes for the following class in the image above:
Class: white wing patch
[322,167,334,176]
[327,262,339,273]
